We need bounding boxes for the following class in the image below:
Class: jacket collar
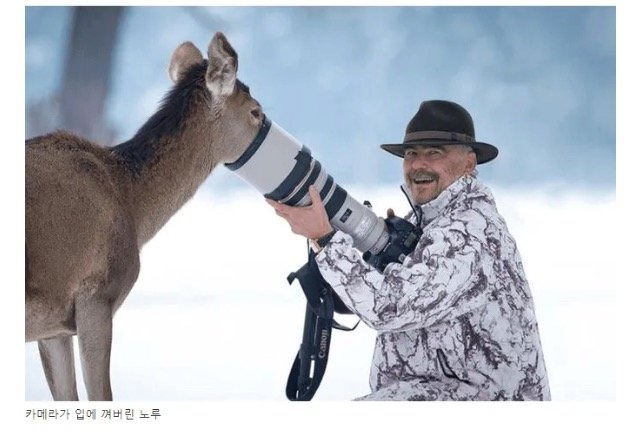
[403,173,479,227]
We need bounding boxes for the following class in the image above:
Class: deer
[25,32,264,401]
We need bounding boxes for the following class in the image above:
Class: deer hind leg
[75,296,114,401]
[38,336,79,401]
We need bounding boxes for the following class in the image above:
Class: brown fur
[25,32,263,400]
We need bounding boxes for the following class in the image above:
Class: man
[268,100,550,401]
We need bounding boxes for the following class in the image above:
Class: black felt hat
[380,100,498,164]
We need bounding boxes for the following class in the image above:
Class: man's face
[403,144,477,204]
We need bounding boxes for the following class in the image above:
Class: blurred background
[25,6,615,401]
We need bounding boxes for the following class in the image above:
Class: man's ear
[205,32,238,97]
[168,42,204,84]
[465,151,477,173]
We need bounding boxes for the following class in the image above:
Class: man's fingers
[265,198,279,210]
[276,207,291,217]
[266,198,289,214]
[309,185,323,208]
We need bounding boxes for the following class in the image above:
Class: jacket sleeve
[315,213,491,333]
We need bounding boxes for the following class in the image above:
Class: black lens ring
[264,148,313,201]
[225,116,272,171]
[319,175,334,200]
[285,160,322,206]
[324,185,347,219]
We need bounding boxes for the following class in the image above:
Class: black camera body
[363,214,423,273]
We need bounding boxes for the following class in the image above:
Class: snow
[25,184,616,401]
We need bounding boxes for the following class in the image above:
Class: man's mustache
[407,170,439,181]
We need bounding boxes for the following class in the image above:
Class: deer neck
[123,108,224,247]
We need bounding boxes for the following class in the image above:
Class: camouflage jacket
[315,175,550,400]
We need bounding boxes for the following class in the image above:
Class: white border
[7,1,640,434]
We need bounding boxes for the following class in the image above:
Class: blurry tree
[60,6,123,144]
[182,7,227,30]
[26,6,124,144]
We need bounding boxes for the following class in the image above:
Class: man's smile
[408,171,439,186]
[411,177,436,185]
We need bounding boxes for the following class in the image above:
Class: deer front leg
[75,296,113,401]
[38,336,79,401]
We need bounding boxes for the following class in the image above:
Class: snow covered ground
[25,183,616,401]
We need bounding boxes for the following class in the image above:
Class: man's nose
[410,154,431,170]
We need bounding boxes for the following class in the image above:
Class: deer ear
[168,42,204,84]
[205,32,238,97]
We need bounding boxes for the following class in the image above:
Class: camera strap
[285,249,358,401]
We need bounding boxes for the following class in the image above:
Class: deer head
[168,32,264,164]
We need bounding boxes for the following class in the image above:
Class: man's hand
[266,185,333,240]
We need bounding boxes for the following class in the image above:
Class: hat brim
[380,140,499,165]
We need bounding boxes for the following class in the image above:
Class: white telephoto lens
[226,117,389,255]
